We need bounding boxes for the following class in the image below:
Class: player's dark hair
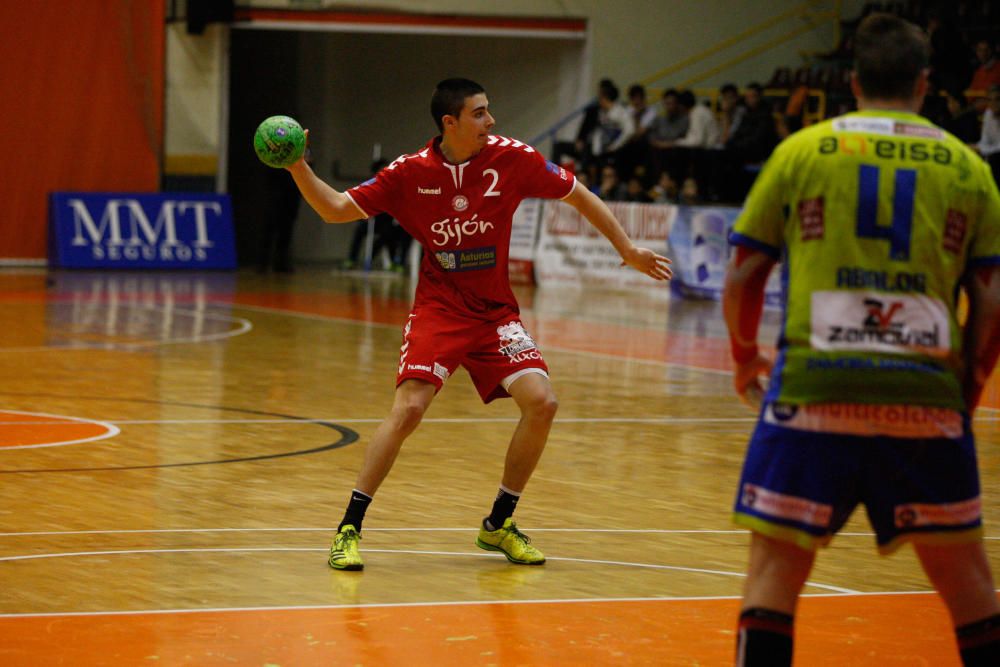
[853,13,928,100]
[431,78,486,132]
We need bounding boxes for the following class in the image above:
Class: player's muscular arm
[286,156,365,224]
[723,245,776,402]
[962,265,1000,411]
[562,182,673,280]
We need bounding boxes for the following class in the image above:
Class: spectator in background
[718,83,747,146]
[624,173,654,203]
[971,40,1000,93]
[575,78,617,168]
[919,78,950,126]
[648,89,689,148]
[583,82,635,178]
[597,164,627,201]
[978,85,1000,185]
[344,159,399,270]
[725,83,778,164]
[649,171,679,204]
[655,90,720,188]
[674,90,721,149]
[258,146,306,273]
[942,88,981,145]
[617,83,659,181]
[926,8,974,93]
[679,177,700,206]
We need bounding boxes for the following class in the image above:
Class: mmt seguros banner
[49,192,236,269]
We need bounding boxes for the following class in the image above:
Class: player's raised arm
[561,182,673,281]
[285,132,366,224]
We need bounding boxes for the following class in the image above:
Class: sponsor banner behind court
[535,200,673,291]
[49,192,236,269]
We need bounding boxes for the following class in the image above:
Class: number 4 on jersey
[856,164,916,261]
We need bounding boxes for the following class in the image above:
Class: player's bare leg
[501,372,558,492]
[475,372,557,565]
[329,379,435,570]
[736,532,816,666]
[354,379,437,496]
[916,540,1000,663]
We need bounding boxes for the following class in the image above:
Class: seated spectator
[648,89,689,148]
[649,171,679,204]
[679,177,701,206]
[725,83,778,164]
[978,85,1000,185]
[970,40,1000,92]
[717,83,746,146]
[926,8,974,92]
[653,90,720,188]
[919,79,950,126]
[624,174,654,203]
[575,78,617,168]
[597,164,627,201]
[589,82,635,173]
[616,83,659,181]
[941,88,981,145]
[674,90,722,149]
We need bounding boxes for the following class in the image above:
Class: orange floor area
[0,593,964,666]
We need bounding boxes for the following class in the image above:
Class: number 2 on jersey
[855,164,916,261]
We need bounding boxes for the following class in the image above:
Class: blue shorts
[733,415,983,553]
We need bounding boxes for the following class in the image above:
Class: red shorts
[396,307,549,403]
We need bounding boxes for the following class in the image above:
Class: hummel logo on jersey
[418,187,441,195]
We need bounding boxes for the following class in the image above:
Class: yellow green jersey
[730,109,1000,410]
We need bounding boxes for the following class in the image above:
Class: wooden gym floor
[0,267,998,666]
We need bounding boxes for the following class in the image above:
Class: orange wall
[0,1,164,260]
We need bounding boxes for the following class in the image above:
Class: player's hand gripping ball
[253,115,306,168]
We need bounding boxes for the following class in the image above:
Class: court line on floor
[0,410,120,450]
[0,546,857,594]
[0,527,859,537]
[0,589,958,621]
[1,416,995,425]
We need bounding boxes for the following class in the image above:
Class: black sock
[736,607,794,667]
[338,489,373,533]
[957,613,1000,666]
[484,486,521,531]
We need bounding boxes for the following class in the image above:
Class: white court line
[0,588,972,621]
[0,416,756,425]
[0,410,120,450]
[0,546,856,594]
[3,416,996,426]
[0,527,802,537]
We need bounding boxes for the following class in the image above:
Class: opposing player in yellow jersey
[723,13,1000,666]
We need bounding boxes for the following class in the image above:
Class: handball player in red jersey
[287,78,672,570]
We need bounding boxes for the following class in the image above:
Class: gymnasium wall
[0,1,164,261]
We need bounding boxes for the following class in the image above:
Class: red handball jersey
[346,135,576,319]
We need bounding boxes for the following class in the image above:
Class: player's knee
[523,391,558,422]
[391,399,428,431]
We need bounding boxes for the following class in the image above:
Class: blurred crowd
[561,1,1000,206]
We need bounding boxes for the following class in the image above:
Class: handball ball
[253,115,306,168]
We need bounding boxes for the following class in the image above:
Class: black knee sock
[957,613,1000,666]
[484,486,521,531]
[338,489,373,533]
[736,607,794,667]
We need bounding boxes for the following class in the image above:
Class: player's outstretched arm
[962,265,1000,412]
[562,182,673,281]
[285,132,365,224]
[722,245,776,406]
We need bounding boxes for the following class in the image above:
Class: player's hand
[286,129,311,171]
[620,246,673,281]
[734,353,772,409]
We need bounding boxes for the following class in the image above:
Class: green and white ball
[253,115,306,168]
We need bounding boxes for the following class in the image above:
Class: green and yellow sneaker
[328,525,363,570]
[476,517,545,565]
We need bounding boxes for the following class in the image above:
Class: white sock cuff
[499,484,522,497]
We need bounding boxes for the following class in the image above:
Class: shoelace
[505,522,532,544]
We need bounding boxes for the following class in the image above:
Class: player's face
[454,94,495,149]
